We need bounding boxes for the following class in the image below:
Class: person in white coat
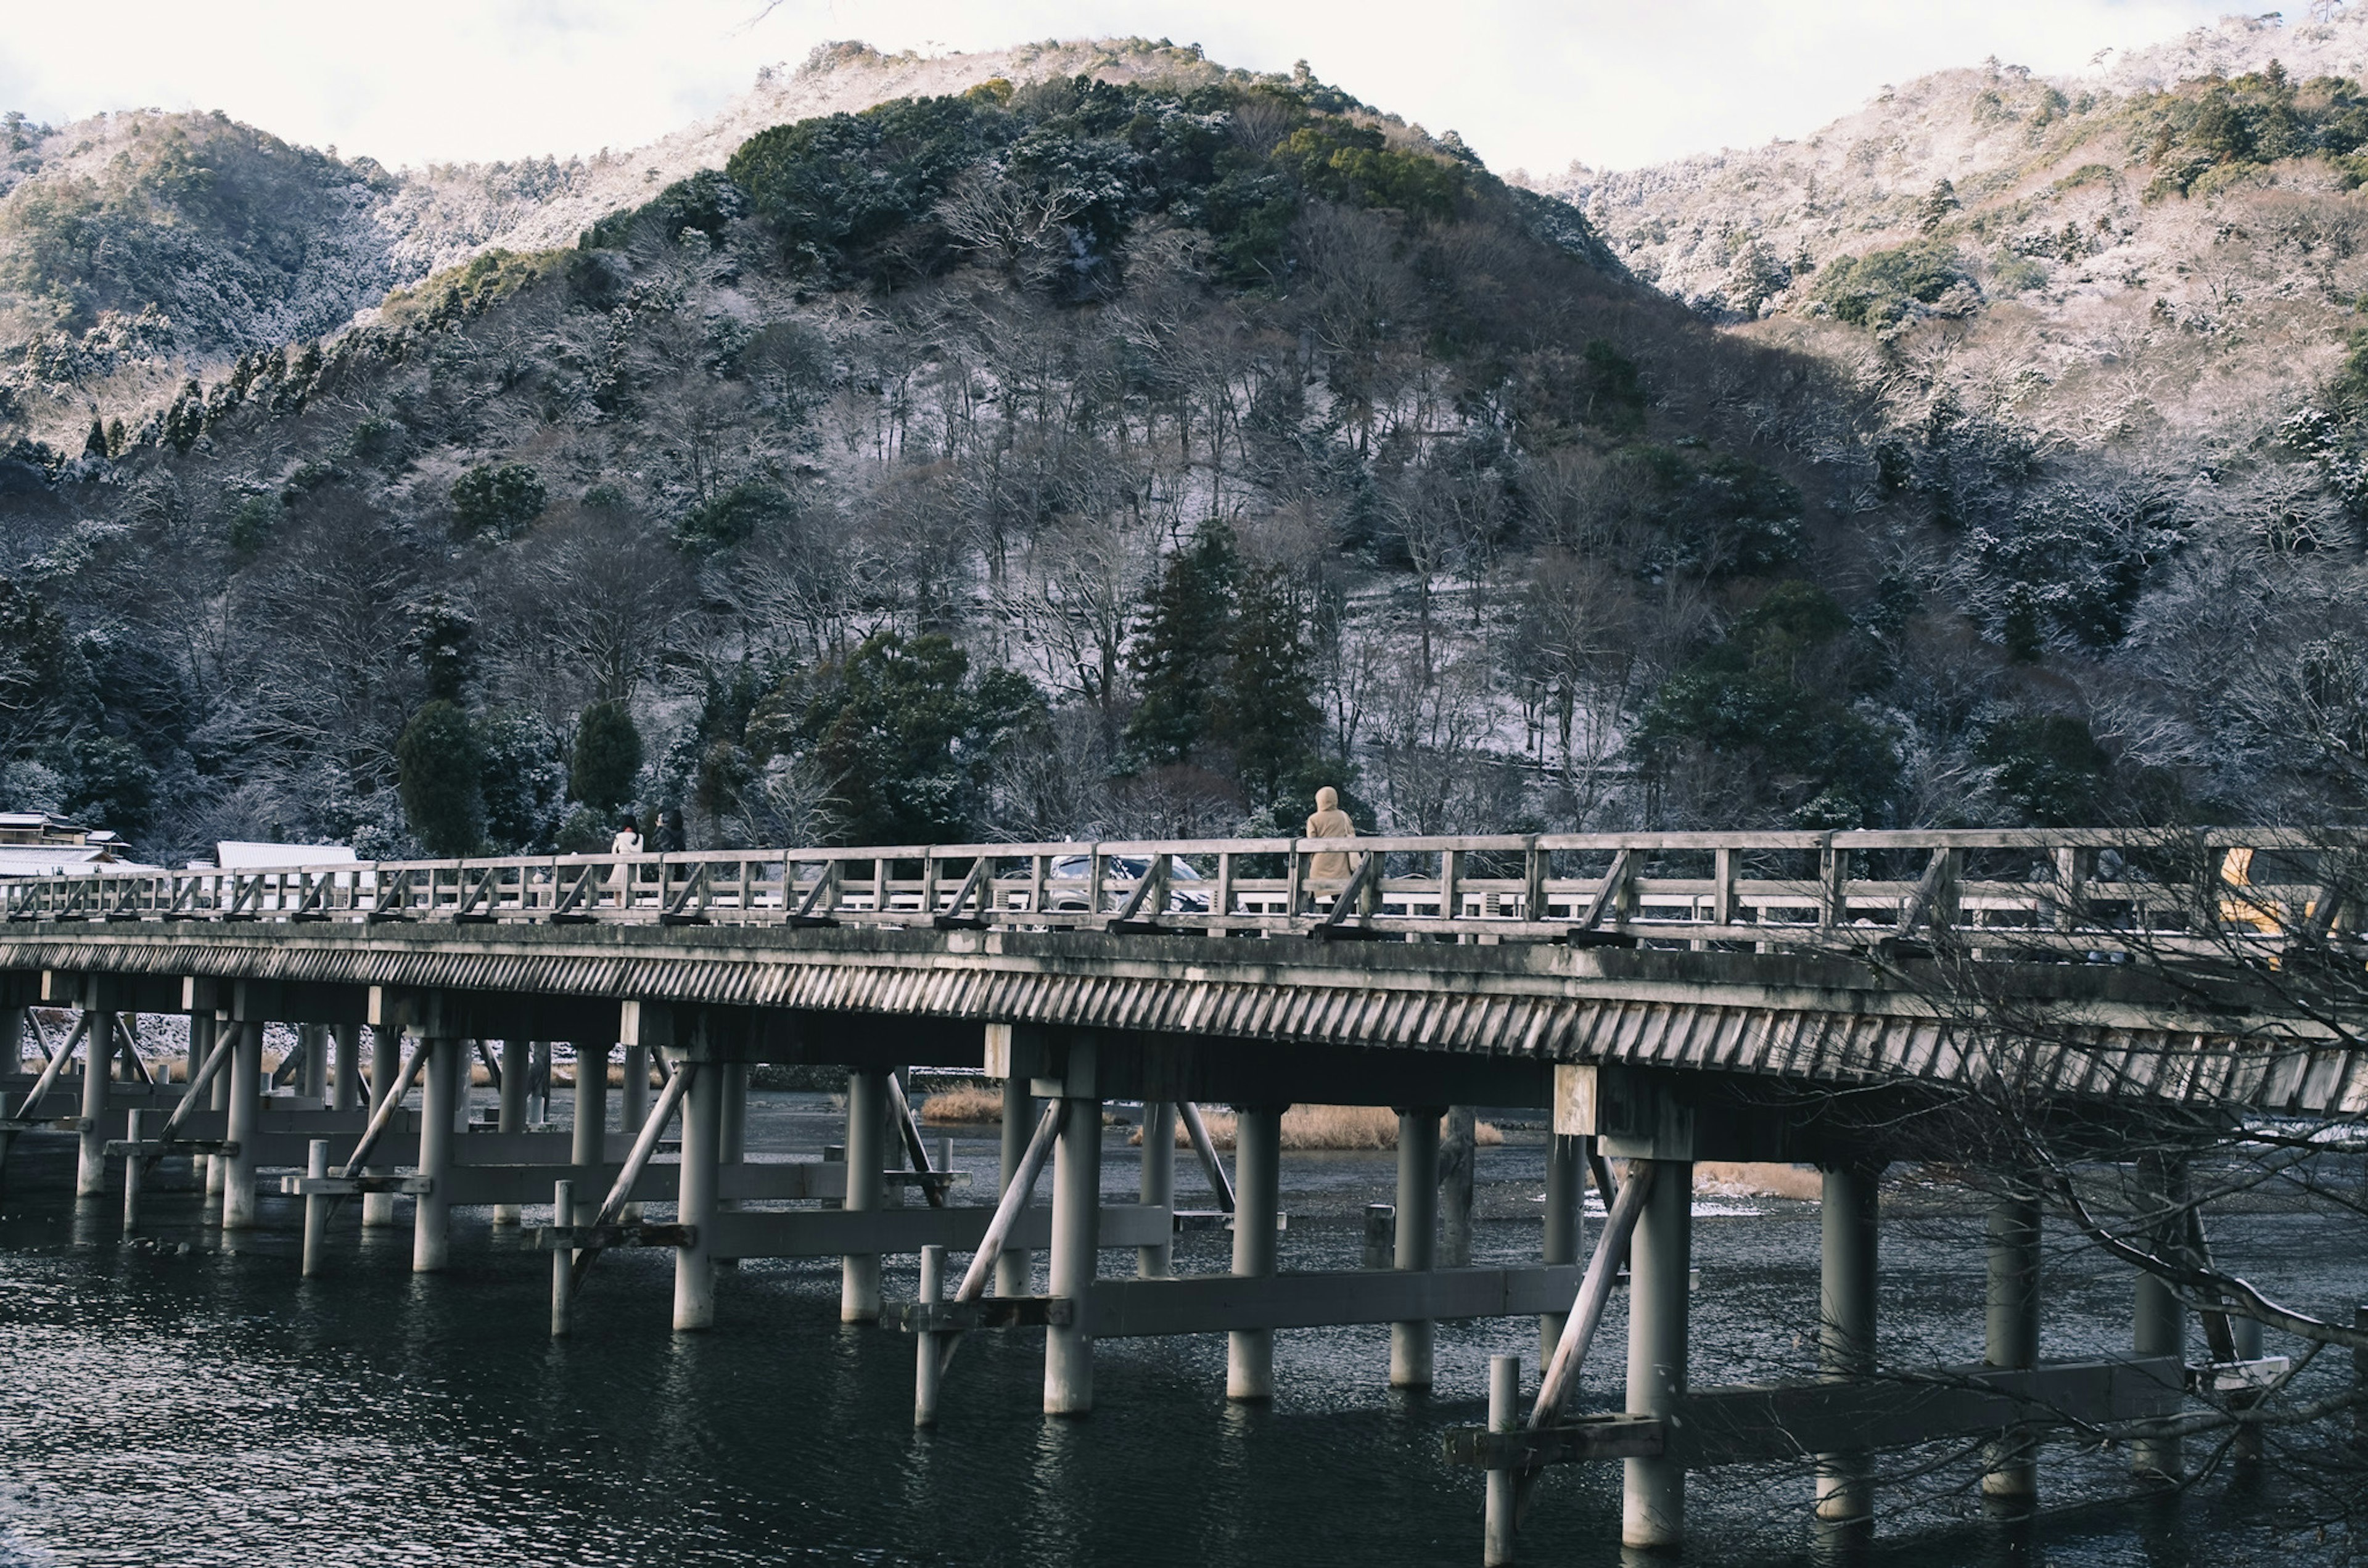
[609,815,642,906]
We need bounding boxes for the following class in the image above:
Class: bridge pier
[297,1024,327,1105]
[413,1033,462,1272]
[223,1020,262,1228]
[332,1023,361,1113]
[1138,1100,1174,1279]
[75,1008,112,1197]
[1044,1071,1101,1416]
[1540,1133,1584,1367]
[493,1038,528,1225]
[1228,1104,1284,1401]
[842,1069,887,1322]
[674,1055,722,1331]
[570,1041,607,1225]
[997,1075,1035,1297]
[361,1025,400,1227]
[1815,1161,1882,1552]
[1392,1106,1442,1388]
[1983,1191,2042,1510]
[1623,1156,1693,1554]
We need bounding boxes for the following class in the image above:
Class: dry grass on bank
[1693,1162,1825,1200]
[1138,1106,1504,1151]
[918,1083,1006,1122]
[918,1089,1505,1151]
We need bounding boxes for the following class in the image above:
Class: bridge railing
[6,829,2364,958]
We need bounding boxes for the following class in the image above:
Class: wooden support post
[2131,1154,2188,1482]
[1540,1133,1584,1368]
[301,1139,330,1277]
[569,1041,607,1226]
[1180,1100,1235,1212]
[413,1035,462,1273]
[1815,1162,1881,1551]
[1228,1104,1283,1402]
[1393,1106,1442,1387]
[673,1051,722,1331]
[1983,1193,2042,1509]
[2231,1309,2266,1463]
[996,1074,1035,1297]
[223,1021,262,1229]
[331,1024,361,1113]
[0,1008,18,1078]
[619,1043,649,1223]
[361,1025,400,1228]
[1485,1354,1519,1567]
[1139,1100,1175,1279]
[76,1008,113,1197]
[1043,1080,1101,1416]
[1623,1157,1693,1553]
[120,1107,146,1232]
[842,1069,887,1322]
[550,1179,575,1337]
[1442,1106,1477,1268]
[915,1243,945,1427]
[493,1039,528,1226]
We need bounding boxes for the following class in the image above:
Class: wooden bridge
[0,827,2355,1562]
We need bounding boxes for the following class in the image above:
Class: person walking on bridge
[609,815,642,908]
[1306,786,1357,913]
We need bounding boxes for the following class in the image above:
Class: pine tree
[571,700,644,815]
[1122,523,1238,767]
[397,700,486,855]
[1215,564,1322,809]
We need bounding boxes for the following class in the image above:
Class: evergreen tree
[397,700,486,855]
[1122,523,1238,767]
[807,631,1039,844]
[571,699,644,815]
[1215,564,1322,810]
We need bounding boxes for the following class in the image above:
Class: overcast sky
[0,1,2249,176]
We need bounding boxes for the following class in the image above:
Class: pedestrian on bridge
[1307,786,1357,911]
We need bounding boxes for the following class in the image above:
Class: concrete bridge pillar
[1044,1075,1102,1416]
[996,1075,1036,1297]
[1622,1156,1693,1554]
[841,1069,887,1322]
[1983,1192,2042,1509]
[570,1042,608,1225]
[222,1021,262,1228]
[75,1008,113,1198]
[297,1024,327,1104]
[1228,1104,1284,1401]
[1138,1100,1175,1279]
[674,1056,722,1331]
[331,1024,361,1113]
[1540,1133,1584,1368]
[1392,1106,1443,1387]
[412,1034,463,1272]
[1815,1161,1883,1551]
[493,1039,528,1226]
[361,1025,400,1228]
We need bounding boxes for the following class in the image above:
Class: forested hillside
[0,33,2359,863]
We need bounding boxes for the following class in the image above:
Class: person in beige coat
[1306,786,1357,882]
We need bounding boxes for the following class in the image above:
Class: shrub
[1812,239,1967,328]
[450,462,546,540]
[675,480,792,553]
[1978,714,2109,826]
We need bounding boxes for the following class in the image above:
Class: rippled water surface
[0,1091,2356,1567]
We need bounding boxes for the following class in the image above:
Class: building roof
[211,841,359,869]
[0,845,158,877]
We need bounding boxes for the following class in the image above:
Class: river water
[0,1090,2356,1567]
